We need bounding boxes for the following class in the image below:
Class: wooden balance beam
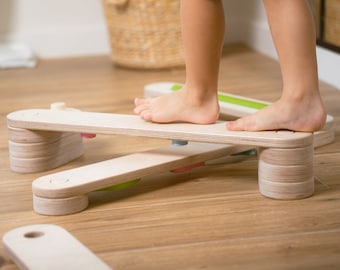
[144,82,335,148]
[7,108,315,215]
[32,142,251,215]
[8,87,334,174]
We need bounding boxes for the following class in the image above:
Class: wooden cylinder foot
[258,145,314,200]
[33,194,89,216]
[8,127,84,173]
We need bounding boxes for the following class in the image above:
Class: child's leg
[228,0,326,131]
[134,0,224,124]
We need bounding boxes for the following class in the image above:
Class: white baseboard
[225,18,277,59]
[316,47,340,89]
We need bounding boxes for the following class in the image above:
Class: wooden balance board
[144,82,335,148]
[6,85,335,215]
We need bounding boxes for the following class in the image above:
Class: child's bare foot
[134,87,220,124]
[227,92,326,132]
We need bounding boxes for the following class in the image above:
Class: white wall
[223,0,340,89]
[0,0,338,88]
[224,0,277,58]
[0,0,110,57]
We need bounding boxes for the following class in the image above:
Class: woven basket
[102,0,185,69]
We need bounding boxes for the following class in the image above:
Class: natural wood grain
[101,229,340,270]
[1,44,339,270]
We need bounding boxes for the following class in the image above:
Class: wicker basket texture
[103,0,185,69]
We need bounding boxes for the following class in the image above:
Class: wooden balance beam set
[6,83,335,216]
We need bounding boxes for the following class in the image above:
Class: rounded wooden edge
[33,194,89,216]
[10,142,84,173]
[10,156,59,173]
[314,127,335,148]
[259,145,313,166]
[258,159,313,183]
[8,126,63,143]
[258,178,314,200]
[9,133,83,159]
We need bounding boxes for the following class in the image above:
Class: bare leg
[228,0,326,132]
[134,0,224,124]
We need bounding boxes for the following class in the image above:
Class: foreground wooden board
[7,109,312,148]
[3,224,111,270]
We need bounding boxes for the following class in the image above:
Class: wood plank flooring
[0,44,339,269]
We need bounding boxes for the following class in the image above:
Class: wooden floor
[1,44,340,269]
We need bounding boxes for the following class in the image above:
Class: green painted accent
[98,179,140,191]
[232,149,257,156]
[217,93,268,110]
[170,84,183,91]
[170,83,268,110]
